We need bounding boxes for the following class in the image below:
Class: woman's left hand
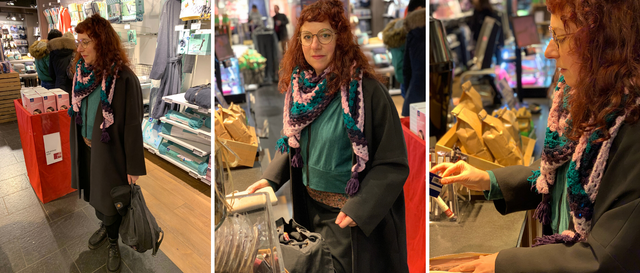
[448,252,498,273]
[335,211,357,228]
[128,175,139,185]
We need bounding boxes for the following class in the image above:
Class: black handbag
[275,217,334,273]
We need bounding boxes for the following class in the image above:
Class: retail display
[516,107,533,136]
[40,92,58,113]
[23,93,44,115]
[493,107,522,151]
[141,118,164,149]
[184,83,211,109]
[107,0,123,23]
[452,105,494,161]
[2,24,28,58]
[409,101,426,139]
[478,109,523,166]
[158,139,210,175]
[0,73,20,123]
[160,122,209,145]
[187,33,211,55]
[458,82,483,113]
[237,49,266,85]
[165,109,204,129]
[215,105,258,168]
[51,89,70,111]
[179,0,211,21]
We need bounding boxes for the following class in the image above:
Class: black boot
[88,223,107,250]
[107,238,121,273]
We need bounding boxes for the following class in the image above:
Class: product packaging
[50,89,70,110]
[452,104,494,162]
[516,107,533,135]
[410,102,427,139]
[188,33,211,55]
[219,107,251,143]
[214,110,232,140]
[495,107,522,152]
[39,92,57,113]
[24,93,44,115]
[478,110,523,166]
[458,81,483,113]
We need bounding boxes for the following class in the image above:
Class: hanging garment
[252,29,281,83]
[60,7,72,33]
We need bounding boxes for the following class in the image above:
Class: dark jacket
[262,77,410,273]
[29,40,53,83]
[273,13,289,41]
[490,121,640,272]
[382,18,407,84]
[70,66,146,217]
[47,33,76,93]
[402,9,426,116]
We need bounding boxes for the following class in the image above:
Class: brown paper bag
[228,102,247,125]
[516,107,532,134]
[479,110,523,166]
[495,108,522,152]
[215,110,232,140]
[221,108,252,143]
[459,81,483,113]
[452,105,494,161]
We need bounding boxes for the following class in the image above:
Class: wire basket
[135,63,153,83]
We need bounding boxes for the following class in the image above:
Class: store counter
[430,200,527,258]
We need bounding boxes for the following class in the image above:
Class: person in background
[273,5,290,53]
[69,14,146,273]
[467,0,503,64]
[401,0,426,117]
[48,31,76,93]
[382,12,408,98]
[432,0,640,271]
[29,30,62,89]
[249,5,264,30]
[245,0,409,272]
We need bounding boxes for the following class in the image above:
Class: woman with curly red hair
[432,0,640,272]
[69,14,146,273]
[245,0,410,272]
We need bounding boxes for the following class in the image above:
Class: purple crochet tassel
[345,171,360,196]
[100,128,110,143]
[75,114,83,125]
[534,194,552,225]
[532,233,581,247]
[291,148,302,168]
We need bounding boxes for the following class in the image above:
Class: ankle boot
[107,238,121,273]
[88,223,107,250]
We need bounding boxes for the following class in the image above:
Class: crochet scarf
[529,75,637,246]
[68,58,118,143]
[276,65,368,197]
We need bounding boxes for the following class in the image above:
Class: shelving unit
[159,117,212,141]
[159,133,210,157]
[162,93,211,114]
[143,143,211,185]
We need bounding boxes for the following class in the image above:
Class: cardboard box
[24,93,44,115]
[410,102,427,139]
[435,126,535,171]
[50,90,70,110]
[221,126,259,168]
[40,92,58,113]
[21,88,37,107]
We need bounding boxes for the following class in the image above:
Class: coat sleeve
[51,54,70,89]
[341,79,410,236]
[122,72,147,176]
[49,54,57,86]
[495,125,640,272]
[261,149,290,192]
[490,159,542,214]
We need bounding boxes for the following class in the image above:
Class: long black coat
[401,9,426,117]
[47,34,75,93]
[262,77,410,273]
[70,66,146,217]
[491,121,640,272]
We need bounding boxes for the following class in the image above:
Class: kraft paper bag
[228,102,247,125]
[459,81,483,113]
[479,110,523,166]
[452,105,494,162]
[516,107,532,133]
[214,110,232,140]
[496,107,523,152]
[220,108,252,144]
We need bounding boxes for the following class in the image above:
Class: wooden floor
[137,150,211,273]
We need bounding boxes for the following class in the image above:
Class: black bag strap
[134,184,164,256]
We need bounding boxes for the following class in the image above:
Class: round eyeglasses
[75,39,93,49]
[300,29,335,46]
[548,26,573,50]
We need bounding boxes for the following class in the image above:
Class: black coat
[47,35,75,93]
[262,77,410,273]
[70,66,146,217]
[491,121,640,272]
[402,9,426,117]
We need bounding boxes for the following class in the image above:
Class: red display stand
[401,117,426,273]
[14,99,74,203]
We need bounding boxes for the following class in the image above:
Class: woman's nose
[544,40,559,60]
[310,36,322,50]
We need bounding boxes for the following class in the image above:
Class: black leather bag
[111,184,163,255]
[276,217,334,273]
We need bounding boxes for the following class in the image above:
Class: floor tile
[0,203,48,246]
[0,163,28,182]
[3,187,41,215]
[65,231,108,273]
[0,148,18,166]
[6,138,21,150]
[91,264,133,273]
[49,210,98,249]
[0,199,7,217]
[17,224,60,266]
[0,174,30,198]
[0,128,21,140]
[0,239,26,272]
[16,249,79,273]
[43,192,90,222]
[82,206,102,228]
[13,150,25,163]
[0,121,18,131]
[119,245,181,273]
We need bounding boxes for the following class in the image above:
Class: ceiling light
[7,2,14,6]
[11,14,16,21]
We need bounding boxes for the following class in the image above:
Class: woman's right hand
[430,161,491,192]
[246,179,270,194]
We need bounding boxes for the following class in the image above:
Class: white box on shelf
[409,102,427,140]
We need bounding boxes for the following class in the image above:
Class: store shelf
[162,93,211,114]
[159,117,211,141]
[159,133,211,157]
[9,59,34,64]
[143,143,211,185]
[358,16,372,19]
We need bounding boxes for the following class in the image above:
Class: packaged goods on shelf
[218,107,251,143]
[40,92,57,113]
[23,93,43,115]
[50,89,70,111]
[494,107,522,152]
[478,110,523,166]
[142,118,164,149]
[160,123,209,145]
[459,81,483,114]
[165,109,204,129]
[451,104,494,162]
[516,107,533,136]
[409,102,426,139]
[158,140,209,175]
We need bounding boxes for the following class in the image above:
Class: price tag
[124,24,131,29]
[175,25,185,31]
[191,22,201,30]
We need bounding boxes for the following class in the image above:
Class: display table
[14,99,75,203]
[400,117,426,273]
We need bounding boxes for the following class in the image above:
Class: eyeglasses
[75,39,92,49]
[548,26,573,50]
[300,29,336,46]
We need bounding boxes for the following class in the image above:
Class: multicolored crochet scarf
[276,65,368,197]
[529,75,637,246]
[67,58,118,143]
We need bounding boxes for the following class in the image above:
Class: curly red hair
[73,14,130,79]
[278,0,382,95]
[547,0,640,142]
